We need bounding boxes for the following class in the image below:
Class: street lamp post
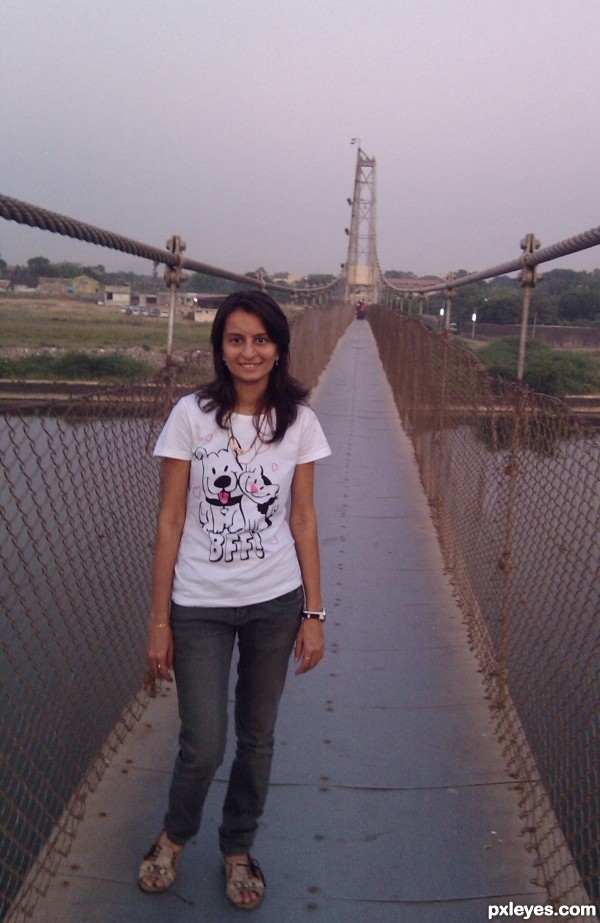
[471,313,477,339]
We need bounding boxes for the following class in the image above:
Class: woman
[138,290,331,909]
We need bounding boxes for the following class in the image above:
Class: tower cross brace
[345,146,379,304]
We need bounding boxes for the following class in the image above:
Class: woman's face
[222,309,279,392]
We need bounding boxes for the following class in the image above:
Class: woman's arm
[289,461,326,675]
[146,457,190,681]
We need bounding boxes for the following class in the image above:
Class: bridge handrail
[0,300,353,923]
[5,190,600,301]
[380,223,600,293]
[368,305,599,909]
[0,192,340,297]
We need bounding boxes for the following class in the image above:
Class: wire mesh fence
[368,304,599,908]
[0,300,353,923]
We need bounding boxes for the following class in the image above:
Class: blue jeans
[164,586,303,856]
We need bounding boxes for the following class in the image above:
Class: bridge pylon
[344,144,379,304]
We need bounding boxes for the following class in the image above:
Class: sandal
[138,834,183,893]
[224,854,266,910]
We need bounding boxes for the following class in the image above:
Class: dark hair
[196,290,308,442]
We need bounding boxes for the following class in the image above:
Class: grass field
[0,297,212,355]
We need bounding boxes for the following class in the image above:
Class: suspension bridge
[1,147,599,922]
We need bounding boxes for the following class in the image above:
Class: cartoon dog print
[194,445,243,534]
[238,463,280,532]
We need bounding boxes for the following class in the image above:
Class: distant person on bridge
[138,290,331,910]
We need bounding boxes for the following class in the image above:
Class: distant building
[189,293,228,323]
[273,273,301,285]
[38,277,74,296]
[193,306,217,324]
[0,279,12,293]
[137,292,169,309]
[72,274,100,297]
[28,275,100,298]
[103,285,131,308]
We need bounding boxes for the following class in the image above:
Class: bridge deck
[30,321,546,922]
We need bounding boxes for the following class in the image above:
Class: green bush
[0,351,153,382]
[473,337,600,396]
[53,351,150,380]
[0,354,57,379]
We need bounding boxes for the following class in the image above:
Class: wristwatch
[302,608,327,622]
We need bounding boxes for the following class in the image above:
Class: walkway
[30,320,546,922]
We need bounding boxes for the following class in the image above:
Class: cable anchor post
[517,233,542,383]
[164,235,187,367]
[443,272,456,333]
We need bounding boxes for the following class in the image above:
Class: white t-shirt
[153,394,332,607]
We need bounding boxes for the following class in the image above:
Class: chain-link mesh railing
[0,300,353,923]
[368,305,599,908]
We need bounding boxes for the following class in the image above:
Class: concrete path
[29,320,546,922]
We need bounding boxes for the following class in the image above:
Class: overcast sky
[2,0,600,279]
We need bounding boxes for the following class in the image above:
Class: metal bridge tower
[345,145,379,304]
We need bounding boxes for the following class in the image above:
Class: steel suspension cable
[382,224,600,294]
[4,190,599,298]
[0,192,339,296]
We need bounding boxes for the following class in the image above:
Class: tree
[530,290,559,325]
[558,290,600,323]
[384,270,417,279]
[183,272,236,294]
[245,267,271,282]
[541,269,580,296]
[27,256,53,281]
[79,265,103,280]
[53,262,83,278]
[297,274,336,286]
[477,292,522,324]
[493,275,520,289]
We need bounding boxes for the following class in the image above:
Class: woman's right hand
[146,622,174,682]
[146,458,190,684]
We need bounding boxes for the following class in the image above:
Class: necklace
[226,413,270,461]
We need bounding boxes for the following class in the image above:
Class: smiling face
[222,309,279,397]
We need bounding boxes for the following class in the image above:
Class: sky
[2,0,600,280]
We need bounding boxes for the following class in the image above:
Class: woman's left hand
[294,619,325,675]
